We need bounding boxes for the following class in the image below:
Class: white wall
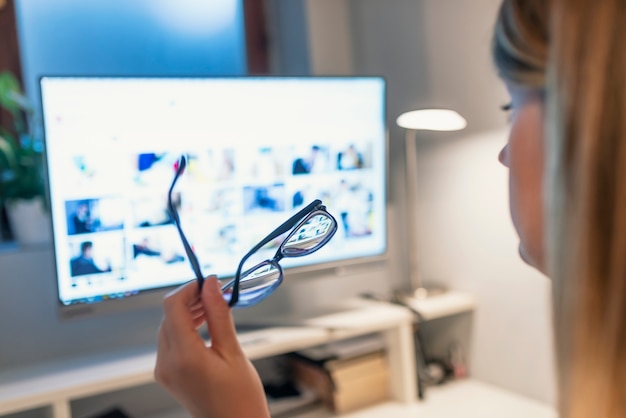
[305,0,354,75]
[301,0,557,405]
[415,130,556,405]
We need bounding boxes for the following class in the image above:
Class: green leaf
[0,71,23,115]
[0,134,18,167]
[0,72,45,205]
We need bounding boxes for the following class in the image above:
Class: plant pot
[5,198,52,246]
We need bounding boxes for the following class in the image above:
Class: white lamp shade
[396,109,467,131]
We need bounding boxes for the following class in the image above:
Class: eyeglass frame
[167,155,338,307]
[223,198,337,307]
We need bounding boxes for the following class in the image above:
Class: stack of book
[288,334,390,414]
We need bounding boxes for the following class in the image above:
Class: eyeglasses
[167,155,338,308]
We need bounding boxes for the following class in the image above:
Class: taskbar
[61,289,140,306]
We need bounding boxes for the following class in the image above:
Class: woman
[154,0,626,416]
[494,0,626,416]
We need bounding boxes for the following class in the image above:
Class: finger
[162,280,204,351]
[191,306,207,328]
[157,319,170,353]
[193,316,206,329]
[189,300,203,311]
[190,305,205,318]
[202,275,242,355]
[155,320,170,383]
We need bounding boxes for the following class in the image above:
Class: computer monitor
[40,76,387,318]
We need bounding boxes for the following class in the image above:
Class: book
[289,349,390,414]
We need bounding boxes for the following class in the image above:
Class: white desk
[0,300,417,418]
[293,379,556,418]
[402,291,477,322]
[145,379,557,418]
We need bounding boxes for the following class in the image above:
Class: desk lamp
[396,109,467,300]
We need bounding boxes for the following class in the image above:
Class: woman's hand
[155,276,270,418]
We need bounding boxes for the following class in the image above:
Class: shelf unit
[290,379,556,418]
[0,291,553,418]
[0,299,417,418]
[403,291,476,322]
[137,379,557,418]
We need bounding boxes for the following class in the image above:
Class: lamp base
[394,286,448,304]
[412,286,447,300]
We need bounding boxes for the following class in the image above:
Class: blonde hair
[493,1,626,417]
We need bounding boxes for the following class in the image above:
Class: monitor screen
[40,76,387,310]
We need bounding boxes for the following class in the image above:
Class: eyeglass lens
[282,213,336,256]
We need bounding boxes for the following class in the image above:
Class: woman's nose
[498,144,509,167]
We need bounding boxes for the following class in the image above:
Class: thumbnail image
[65,197,124,235]
[130,229,186,268]
[292,188,307,209]
[187,221,240,260]
[215,224,237,253]
[332,179,374,238]
[182,186,240,217]
[68,235,125,277]
[289,181,332,210]
[237,215,286,255]
[205,187,240,216]
[180,149,236,184]
[176,219,246,275]
[291,145,331,175]
[212,149,236,181]
[335,143,373,171]
[133,152,180,188]
[243,184,286,214]
[66,152,131,191]
[71,155,98,181]
[131,195,176,228]
[238,147,289,181]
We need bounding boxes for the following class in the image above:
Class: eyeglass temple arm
[167,157,205,287]
[230,199,323,306]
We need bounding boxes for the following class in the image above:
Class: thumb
[202,276,242,355]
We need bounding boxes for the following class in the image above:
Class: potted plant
[0,70,50,245]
